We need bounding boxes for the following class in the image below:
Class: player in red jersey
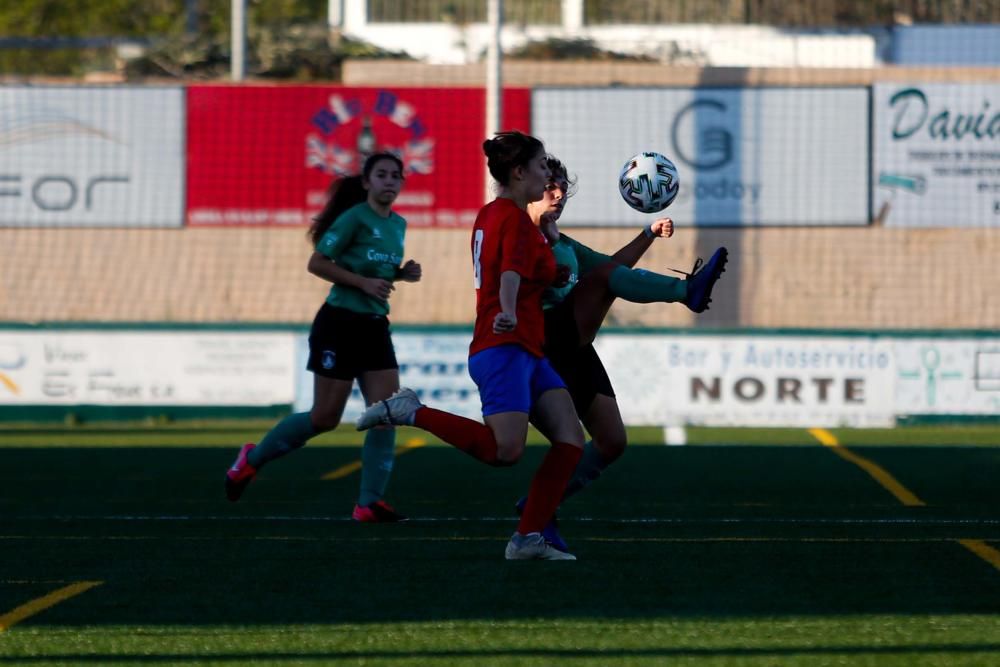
[357,131,584,561]
[514,155,728,552]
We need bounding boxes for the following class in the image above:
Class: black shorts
[307,303,398,381]
[542,295,615,417]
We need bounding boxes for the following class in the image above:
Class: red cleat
[352,500,408,523]
[225,443,257,502]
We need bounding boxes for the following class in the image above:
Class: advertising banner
[0,87,185,228]
[534,87,869,226]
[873,83,1000,227]
[0,331,295,406]
[186,86,530,228]
[595,335,897,427]
[894,338,1000,415]
[293,332,480,419]
[2,329,992,423]
[294,331,900,427]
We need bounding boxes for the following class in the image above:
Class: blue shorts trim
[468,344,566,416]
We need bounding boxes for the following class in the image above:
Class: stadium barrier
[0,325,996,427]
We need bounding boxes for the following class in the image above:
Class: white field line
[3,514,1000,526]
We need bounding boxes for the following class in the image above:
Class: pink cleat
[352,500,408,523]
[225,443,257,502]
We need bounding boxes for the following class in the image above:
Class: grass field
[1,422,999,665]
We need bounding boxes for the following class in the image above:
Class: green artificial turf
[1,424,998,665]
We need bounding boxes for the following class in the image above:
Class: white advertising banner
[5,329,985,422]
[594,335,896,427]
[0,331,295,406]
[295,332,901,427]
[534,88,869,226]
[873,83,1000,227]
[293,332,482,420]
[0,87,185,227]
[894,338,1000,415]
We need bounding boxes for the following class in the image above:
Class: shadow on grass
[1,445,999,626]
[4,644,1000,663]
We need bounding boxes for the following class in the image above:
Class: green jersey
[315,202,406,316]
[543,233,613,309]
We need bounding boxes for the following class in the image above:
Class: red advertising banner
[186,86,530,227]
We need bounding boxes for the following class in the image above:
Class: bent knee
[309,411,340,433]
[494,441,525,466]
[597,436,627,463]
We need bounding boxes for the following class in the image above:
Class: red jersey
[469,198,556,358]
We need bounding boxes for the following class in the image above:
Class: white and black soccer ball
[618,152,680,213]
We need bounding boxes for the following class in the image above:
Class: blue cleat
[514,496,570,553]
[678,246,728,314]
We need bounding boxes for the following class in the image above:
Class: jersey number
[472,229,484,289]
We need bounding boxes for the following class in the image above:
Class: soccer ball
[618,152,680,213]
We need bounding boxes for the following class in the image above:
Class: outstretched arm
[610,217,674,268]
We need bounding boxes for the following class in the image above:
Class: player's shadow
[1,445,999,627]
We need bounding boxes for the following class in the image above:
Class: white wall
[333,0,878,67]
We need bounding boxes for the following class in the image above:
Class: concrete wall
[1,225,996,329]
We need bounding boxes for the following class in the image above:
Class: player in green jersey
[516,155,728,551]
[225,152,422,522]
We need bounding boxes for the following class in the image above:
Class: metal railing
[367,0,562,25]
[367,0,1000,26]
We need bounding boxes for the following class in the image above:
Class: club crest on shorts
[322,350,336,369]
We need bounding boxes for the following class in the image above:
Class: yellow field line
[957,540,1000,572]
[808,428,925,507]
[322,461,362,480]
[810,428,1000,574]
[0,581,102,632]
[0,373,20,395]
[321,438,426,480]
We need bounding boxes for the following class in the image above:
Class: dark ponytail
[308,151,406,246]
[309,176,366,246]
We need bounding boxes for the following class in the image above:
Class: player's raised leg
[358,346,547,468]
[357,388,510,465]
[681,247,729,313]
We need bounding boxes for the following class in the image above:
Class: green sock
[247,412,317,469]
[359,427,396,506]
[562,440,609,500]
[608,265,687,304]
